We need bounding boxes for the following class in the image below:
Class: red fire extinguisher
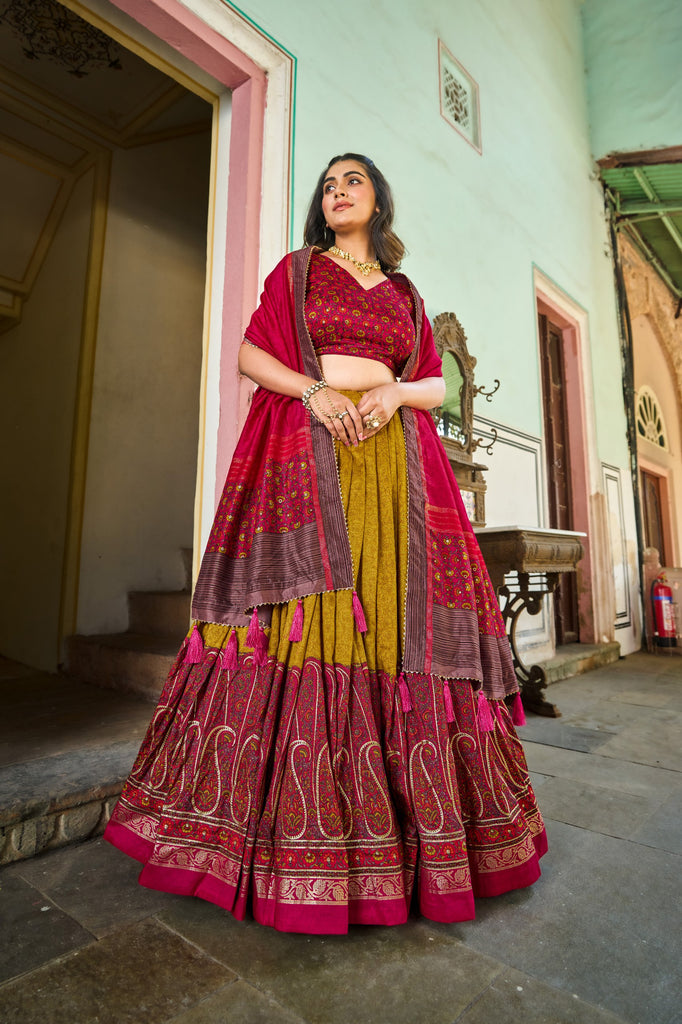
[652,575,677,647]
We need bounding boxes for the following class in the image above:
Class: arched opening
[0,0,215,672]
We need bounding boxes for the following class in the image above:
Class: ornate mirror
[431,312,500,528]
[432,312,477,461]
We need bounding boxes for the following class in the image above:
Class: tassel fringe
[397,673,413,713]
[247,607,269,667]
[221,630,238,671]
[253,626,266,667]
[476,688,495,732]
[246,608,260,647]
[289,599,304,642]
[185,625,204,665]
[443,682,456,723]
[512,691,527,726]
[352,590,368,633]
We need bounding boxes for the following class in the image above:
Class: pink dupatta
[192,247,516,698]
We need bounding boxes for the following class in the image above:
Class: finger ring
[365,415,381,430]
[337,410,349,420]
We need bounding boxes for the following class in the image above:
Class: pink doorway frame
[536,294,596,644]
[109,0,267,496]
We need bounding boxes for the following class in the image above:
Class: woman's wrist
[301,378,328,410]
[393,381,409,407]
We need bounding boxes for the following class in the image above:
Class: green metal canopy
[602,163,682,300]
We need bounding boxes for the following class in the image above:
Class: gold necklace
[328,245,381,277]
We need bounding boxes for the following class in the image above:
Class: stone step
[0,660,153,866]
[540,641,621,685]
[128,589,191,637]
[66,632,182,701]
[0,741,140,866]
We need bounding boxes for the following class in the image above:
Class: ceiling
[0,0,212,146]
[601,162,682,301]
[0,0,212,331]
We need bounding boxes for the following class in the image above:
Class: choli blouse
[305,252,416,375]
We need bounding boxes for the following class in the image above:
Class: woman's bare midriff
[319,353,396,390]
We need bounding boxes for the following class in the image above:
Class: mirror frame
[431,312,477,461]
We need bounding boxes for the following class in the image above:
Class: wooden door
[641,469,668,564]
[538,314,579,644]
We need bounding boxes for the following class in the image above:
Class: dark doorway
[641,469,668,565]
[538,313,579,644]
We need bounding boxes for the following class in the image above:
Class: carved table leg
[498,573,561,718]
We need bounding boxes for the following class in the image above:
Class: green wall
[582,0,682,159]
[239,0,629,467]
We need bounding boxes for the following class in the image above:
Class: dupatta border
[397,277,430,673]
[291,247,354,592]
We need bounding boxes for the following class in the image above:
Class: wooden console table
[475,526,585,717]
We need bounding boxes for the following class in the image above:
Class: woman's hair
[303,153,406,272]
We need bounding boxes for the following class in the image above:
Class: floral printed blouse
[305,252,416,375]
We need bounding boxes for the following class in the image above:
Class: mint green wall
[240,0,629,466]
[582,0,682,159]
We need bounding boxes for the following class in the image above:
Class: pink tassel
[246,608,260,648]
[246,607,268,666]
[254,627,269,667]
[221,630,238,671]
[477,688,495,732]
[352,590,367,633]
[397,673,413,713]
[443,682,456,723]
[289,599,304,642]
[512,692,527,727]
[185,625,204,665]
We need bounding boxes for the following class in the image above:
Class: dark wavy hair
[303,153,406,272]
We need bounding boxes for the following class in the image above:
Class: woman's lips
[333,202,351,211]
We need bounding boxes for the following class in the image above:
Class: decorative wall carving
[431,311,500,461]
[431,311,501,527]
[620,234,682,427]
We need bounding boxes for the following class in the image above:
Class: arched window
[636,386,668,451]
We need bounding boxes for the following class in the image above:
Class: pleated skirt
[104,399,547,934]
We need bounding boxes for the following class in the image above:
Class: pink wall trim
[536,294,596,644]
[216,73,266,493]
[109,0,263,86]
[108,0,268,508]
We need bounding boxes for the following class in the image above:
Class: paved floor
[1,651,680,1024]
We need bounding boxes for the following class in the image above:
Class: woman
[104,153,547,934]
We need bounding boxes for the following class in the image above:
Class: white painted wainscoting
[473,415,553,662]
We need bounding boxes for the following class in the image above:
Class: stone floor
[1,651,681,1024]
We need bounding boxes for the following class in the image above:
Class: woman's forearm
[396,377,446,410]
[238,343,319,398]
[239,345,445,415]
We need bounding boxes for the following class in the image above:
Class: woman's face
[321,160,377,235]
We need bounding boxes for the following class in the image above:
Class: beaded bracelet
[302,379,328,412]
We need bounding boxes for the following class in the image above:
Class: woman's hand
[309,386,365,447]
[356,383,403,438]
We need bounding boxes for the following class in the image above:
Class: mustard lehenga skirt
[104,399,547,934]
